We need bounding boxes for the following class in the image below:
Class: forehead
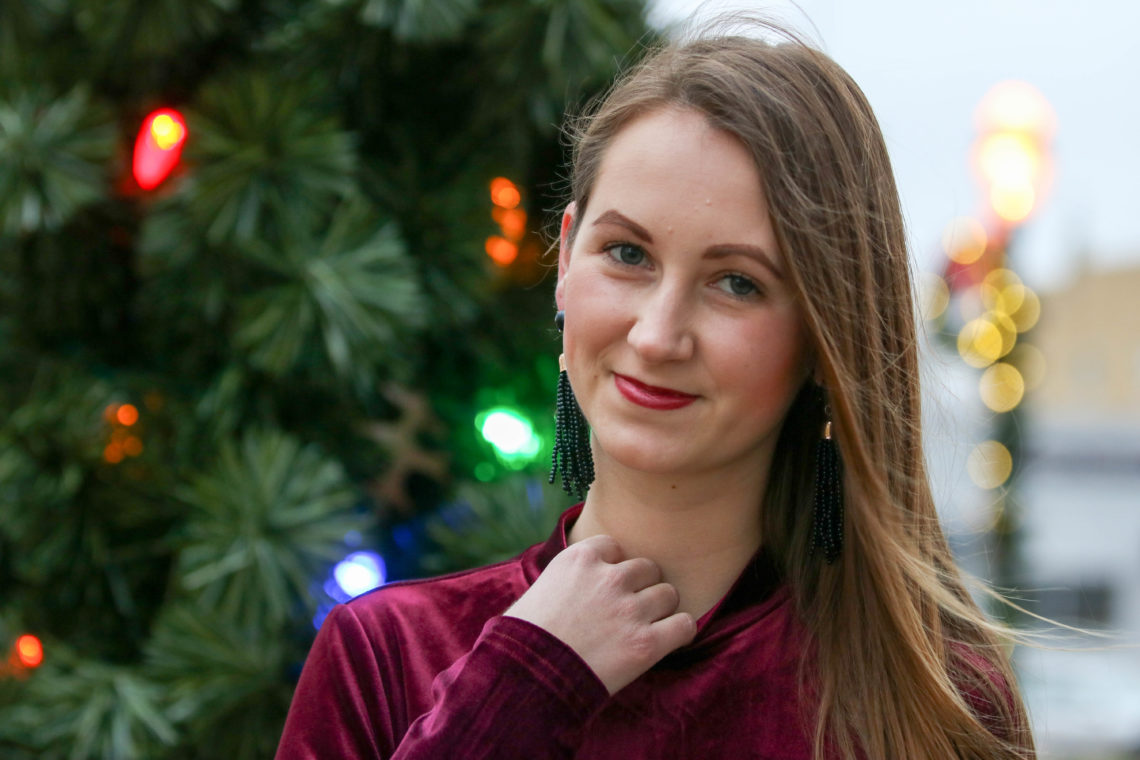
[587,107,774,244]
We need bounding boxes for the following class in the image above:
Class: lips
[614,373,698,410]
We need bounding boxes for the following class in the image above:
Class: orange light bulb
[116,404,139,426]
[15,635,43,668]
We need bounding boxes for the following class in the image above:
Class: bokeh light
[333,551,386,598]
[104,443,124,464]
[973,81,1054,226]
[957,317,1004,367]
[489,177,521,209]
[987,281,1025,315]
[116,404,139,426]
[975,80,1057,138]
[1009,287,1041,332]
[979,362,1025,412]
[133,108,187,190]
[967,440,1013,490]
[941,217,988,265]
[477,407,541,465]
[151,114,185,150]
[919,272,950,321]
[989,310,1018,358]
[492,207,527,241]
[484,236,518,267]
[989,182,1036,224]
[15,634,43,668]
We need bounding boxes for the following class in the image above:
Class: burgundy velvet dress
[275,504,825,759]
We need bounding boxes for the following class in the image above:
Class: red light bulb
[133,108,187,190]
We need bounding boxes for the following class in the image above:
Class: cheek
[561,268,629,368]
[719,318,807,410]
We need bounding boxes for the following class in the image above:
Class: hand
[504,534,696,695]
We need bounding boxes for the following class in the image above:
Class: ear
[554,202,577,311]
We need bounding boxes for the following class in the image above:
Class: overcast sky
[650,0,1140,292]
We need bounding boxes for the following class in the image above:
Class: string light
[979,362,1025,413]
[133,108,188,190]
[116,404,139,426]
[957,317,1003,368]
[967,440,1013,490]
[941,217,988,265]
[484,236,518,267]
[476,406,541,467]
[103,402,144,464]
[332,551,386,598]
[489,177,521,209]
[973,81,1055,228]
[14,634,44,669]
[486,177,525,267]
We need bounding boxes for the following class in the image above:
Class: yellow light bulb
[151,114,185,150]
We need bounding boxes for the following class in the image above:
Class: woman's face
[556,106,809,481]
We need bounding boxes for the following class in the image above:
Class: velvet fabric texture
[275,504,826,759]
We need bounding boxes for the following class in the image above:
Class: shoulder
[339,554,532,654]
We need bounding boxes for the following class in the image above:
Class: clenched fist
[504,534,696,695]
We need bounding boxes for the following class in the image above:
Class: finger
[633,582,680,620]
[575,534,625,564]
[613,557,662,590]
[649,612,697,653]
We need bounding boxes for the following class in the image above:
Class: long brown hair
[562,20,1035,760]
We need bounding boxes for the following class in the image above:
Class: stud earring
[811,399,844,564]
[548,310,594,500]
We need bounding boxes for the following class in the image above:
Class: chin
[591,431,694,476]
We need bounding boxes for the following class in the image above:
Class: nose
[626,285,695,363]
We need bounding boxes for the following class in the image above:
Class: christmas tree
[0,1,653,757]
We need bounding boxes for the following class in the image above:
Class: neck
[567,450,768,620]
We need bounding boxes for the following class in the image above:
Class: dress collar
[519,503,787,644]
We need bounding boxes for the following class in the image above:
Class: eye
[714,273,761,299]
[604,242,647,267]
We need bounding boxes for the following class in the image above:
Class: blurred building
[1016,261,1140,754]
[1022,263,1140,633]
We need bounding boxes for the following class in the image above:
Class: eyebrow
[591,209,784,281]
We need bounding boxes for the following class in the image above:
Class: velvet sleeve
[274,605,610,760]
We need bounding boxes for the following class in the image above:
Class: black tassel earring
[549,311,594,500]
[811,403,844,564]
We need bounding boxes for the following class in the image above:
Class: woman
[275,23,1035,760]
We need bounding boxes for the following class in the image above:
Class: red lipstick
[614,374,698,410]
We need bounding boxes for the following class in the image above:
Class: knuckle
[634,557,660,577]
[565,542,597,565]
[627,629,658,662]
